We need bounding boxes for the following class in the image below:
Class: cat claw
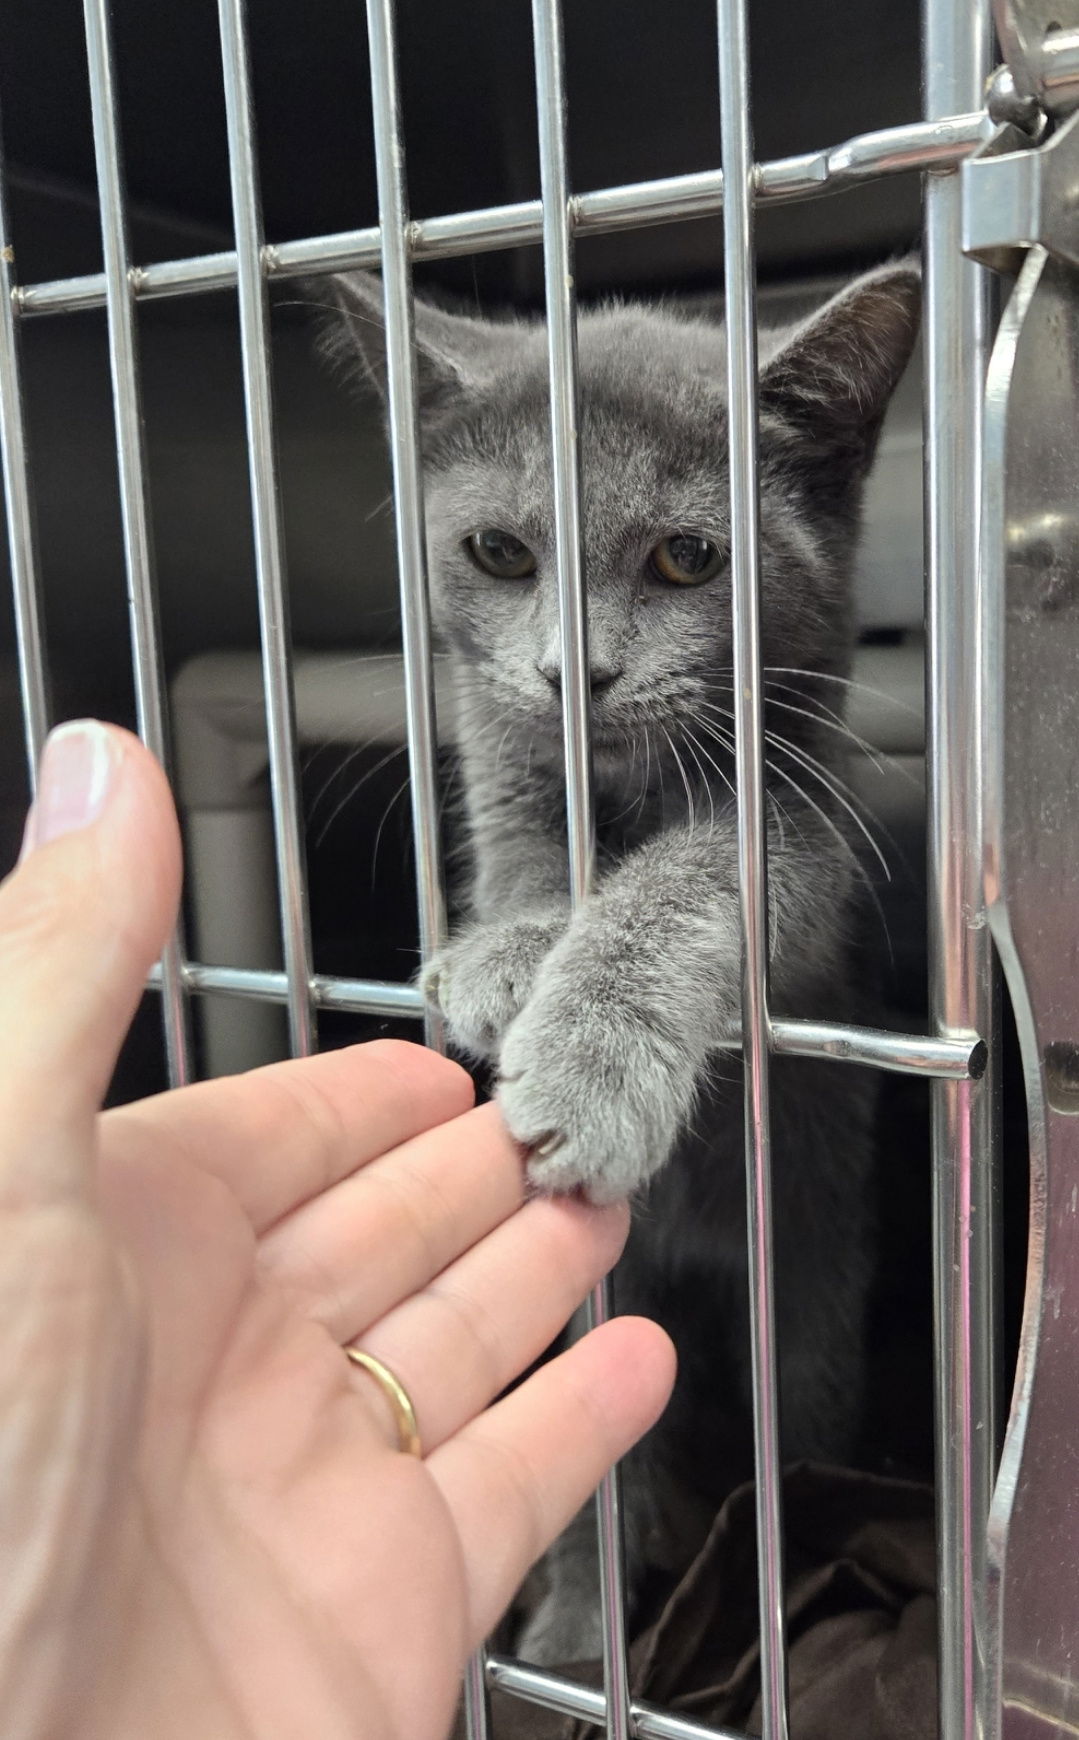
[530,1129,566,1159]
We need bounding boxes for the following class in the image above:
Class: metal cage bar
[487,1653,748,1739]
[716,2,788,1736]
[361,0,465,1716]
[0,108,49,783]
[364,0,448,1042]
[144,959,988,1080]
[923,4,999,1739]
[14,113,988,318]
[82,0,192,1088]
[529,0,632,1734]
[217,0,316,1058]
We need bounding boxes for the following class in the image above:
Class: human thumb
[0,721,182,1205]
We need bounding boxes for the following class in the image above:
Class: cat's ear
[315,270,521,414]
[758,261,920,474]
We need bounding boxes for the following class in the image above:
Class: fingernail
[22,720,119,857]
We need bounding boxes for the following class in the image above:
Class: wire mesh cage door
[10,0,1075,1735]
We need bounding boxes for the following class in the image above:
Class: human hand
[0,720,675,1740]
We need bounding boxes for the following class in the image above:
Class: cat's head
[322,263,919,758]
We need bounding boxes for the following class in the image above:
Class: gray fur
[323,263,920,1660]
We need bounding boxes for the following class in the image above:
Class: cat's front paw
[421,910,567,1063]
[516,1587,604,1667]
[498,961,697,1203]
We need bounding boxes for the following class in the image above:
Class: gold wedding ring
[344,1347,422,1457]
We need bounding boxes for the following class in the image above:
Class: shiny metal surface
[530,1,630,1731]
[770,1020,985,1081]
[923,5,999,1738]
[144,958,987,1079]
[364,0,447,1045]
[15,113,988,318]
[485,1656,746,1740]
[986,67,1046,136]
[217,0,315,1057]
[0,111,49,781]
[716,3,788,1737]
[984,245,1079,1740]
[531,0,596,909]
[463,1651,492,1740]
[83,0,192,1088]
[1039,26,1079,111]
[146,960,424,1018]
[996,0,1079,106]
[963,109,1079,271]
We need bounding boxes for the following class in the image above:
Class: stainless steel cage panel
[0,0,1030,1734]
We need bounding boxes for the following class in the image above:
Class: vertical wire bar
[361,0,458,1710]
[217,0,315,1057]
[530,0,595,906]
[0,114,50,784]
[922,4,998,1738]
[463,1651,493,1739]
[83,0,192,1087]
[530,2,631,1737]
[715,4,788,1738]
[364,0,448,1046]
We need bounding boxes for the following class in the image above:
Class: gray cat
[322,261,920,1663]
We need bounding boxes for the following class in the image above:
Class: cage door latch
[964,1,1079,271]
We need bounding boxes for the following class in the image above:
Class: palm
[101,1096,467,1739]
[51,1042,668,1740]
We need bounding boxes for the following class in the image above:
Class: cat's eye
[649,534,725,586]
[466,529,538,579]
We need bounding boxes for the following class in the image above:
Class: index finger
[102,1039,475,1232]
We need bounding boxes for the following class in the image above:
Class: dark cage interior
[0,0,1028,1733]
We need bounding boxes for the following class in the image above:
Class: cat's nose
[538,664,623,695]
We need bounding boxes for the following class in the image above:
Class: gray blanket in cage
[463,1465,936,1740]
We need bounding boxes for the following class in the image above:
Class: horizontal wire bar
[143,962,983,1078]
[146,960,422,1020]
[770,1018,985,1081]
[485,1656,747,1740]
[15,111,987,317]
